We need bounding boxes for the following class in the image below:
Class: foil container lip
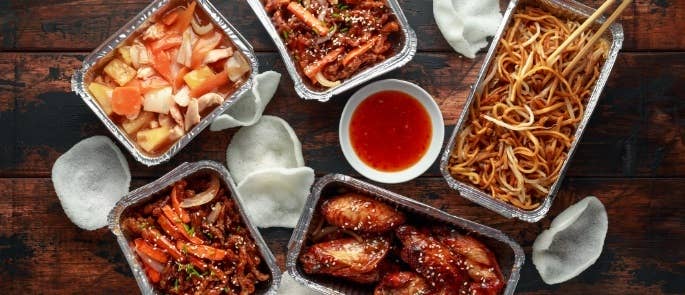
[246,0,417,102]
[286,174,525,295]
[439,0,624,223]
[107,160,282,295]
[71,0,259,166]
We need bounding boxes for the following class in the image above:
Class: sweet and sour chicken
[264,0,401,88]
[88,0,251,155]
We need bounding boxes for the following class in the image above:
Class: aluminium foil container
[286,174,524,294]
[72,0,258,166]
[108,161,281,295]
[247,0,417,102]
[440,0,624,222]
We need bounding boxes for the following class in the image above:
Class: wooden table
[1,0,683,294]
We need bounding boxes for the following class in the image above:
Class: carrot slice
[171,1,197,33]
[141,227,184,261]
[303,47,344,80]
[157,215,184,241]
[134,238,169,263]
[342,40,375,66]
[149,49,174,82]
[111,86,142,116]
[177,240,231,261]
[149,33,182,53]
[162,205,204,245]
[162,205,183,223]
[162,10,180,26]
[188,256,207,271]
[174,67,190,91]
[189,70,228,98]
[124,78,142,90]
[287,2,329,36]
[143,264,161,283]
[171,186,191,223]
[190,32,222,69]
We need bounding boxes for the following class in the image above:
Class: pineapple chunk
[118,46,133,65]
[137,125,171,153]
[183,66,214,90]
[104,58,136,86]
[122,111,155,135]
[87,82,113,115]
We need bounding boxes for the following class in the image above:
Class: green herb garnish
[186,264,202,279]
[172,278,179,291]
[182,223,195,236]
[282,30,289,40]
[340,26,349,33]
[176,262,202,279]
[137,221,151,230]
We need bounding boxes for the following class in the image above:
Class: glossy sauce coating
[350,90,432,172]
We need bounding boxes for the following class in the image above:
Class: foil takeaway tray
[246,0,417,102]
[108,161,281,295]
[71,0,259,166]
[440,0,624,222]
[286,174,524,294]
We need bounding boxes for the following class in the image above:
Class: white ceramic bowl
[339,79,445,184]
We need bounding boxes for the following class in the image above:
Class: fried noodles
[448,6,610,209]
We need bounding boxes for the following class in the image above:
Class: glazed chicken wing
[374,272,431,295]
[299,236,391,284]
[322,193,406,233]
[433,227,504,295]
[395,225,468,290]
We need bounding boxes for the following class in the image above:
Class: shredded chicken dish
[122,174,270,294]
[265,0,401,88]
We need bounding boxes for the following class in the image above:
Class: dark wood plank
[1,52,683,178]
[1,177,683,294]
[0,0,682,52]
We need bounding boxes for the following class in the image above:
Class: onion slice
[191,17,214,35]
[207,202,222,224]
[341,229,363,243]
[315,23,337,45]
[225,54,250,82]
[176,28,194,67]
[134,247,165,273]
[315,72,341,88]
[180,174,219,208]
[311,226,339,242]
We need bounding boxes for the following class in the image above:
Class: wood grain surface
[1,178,683,294]
[0,0,683,51]
[0,0,683,294]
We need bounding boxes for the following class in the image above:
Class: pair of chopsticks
[545,0,632,75]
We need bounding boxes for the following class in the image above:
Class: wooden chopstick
[546,0,616,66]
[562,0,632,76]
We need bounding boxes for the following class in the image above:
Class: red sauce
[350,90,432,172]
